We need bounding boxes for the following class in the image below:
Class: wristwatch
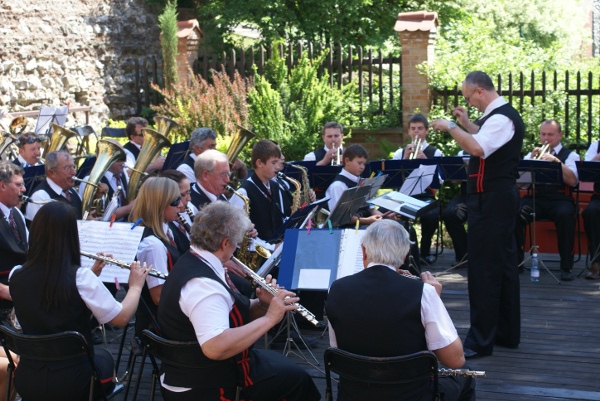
[447,122,457,131]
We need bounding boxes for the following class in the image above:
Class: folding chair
[101,127,127,138]
[324,347,440,401]
[0,325,124,401]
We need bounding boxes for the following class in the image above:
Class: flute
[229,256,319,326]
[81,251,168,280]
[438,368,486,378]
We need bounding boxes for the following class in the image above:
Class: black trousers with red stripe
[463,189,521,355]
[160,349,321,401]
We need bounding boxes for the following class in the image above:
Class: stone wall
[0,0,163,130]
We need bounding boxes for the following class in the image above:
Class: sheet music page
[400,164,437,196]
[34,105,69,134]
[336,229,366,279]
[77,221,144,283]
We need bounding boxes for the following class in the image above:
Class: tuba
[126,116,175,203]
[226,125,255,188]
[42,123,78,158]
[81,139,127,217]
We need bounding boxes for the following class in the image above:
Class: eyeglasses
[169,196,182,207]
[211,171,230,179]
[57,164,77,172]
[131,133,144,137]
[463,87,479,104]
[18,136,40,146]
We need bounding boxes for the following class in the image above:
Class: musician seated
[325,144,387,226]
[582,140,600,279]
[25,150,82,222]
[129,177,184,335]
[13,133,43,168]
[77,157,134,221]
[515,119,579,281]
[9,201,148,401]
[326,220,476,401]
[304,121,345,166]
[159,169,196,254]
[176,128,217,184]
[393,113,443,265]
[156,201,321,401]
[123,117,165,174]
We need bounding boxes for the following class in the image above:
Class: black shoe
[561,270,575,281]
[421,255,436,265]
[463,348,488,359]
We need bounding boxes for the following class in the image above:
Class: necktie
[8,210,22,244]
[175,220,187,235]
[166,229,177,247]
[63,190,72,202]
[224,271,240,294]
[114,174,127,206]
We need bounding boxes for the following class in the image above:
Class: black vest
[157,251,254,388]
[123,142,140,160]
[100,173,129,204]
[31,180,82,219]
[399,144,438,160]
[168,221,190,255]
[182,154,195,170]
[313,147,327,162]
[189,183,228,211]
[594,142,600,197]
[240,175,289,241]
[11,265,93,350]
[467,103,524,193]
[0,208,27,309]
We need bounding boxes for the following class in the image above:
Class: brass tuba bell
[42,123,78,158]
[126,116,176,203]
[80,139,127,216]
[226,125,256,163]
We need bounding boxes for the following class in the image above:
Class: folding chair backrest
[101,127,127,138]
[71,125,97,137]
[324,347,439,400]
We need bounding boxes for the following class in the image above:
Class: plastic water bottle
[530,253,540,282]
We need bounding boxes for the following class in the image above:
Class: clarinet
[81,251,168,280]
[177,214,191,233]
[438,368,486,378]
[229,256,319,326]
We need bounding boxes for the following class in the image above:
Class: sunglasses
[19,136,40,145]
[169,196,182,207]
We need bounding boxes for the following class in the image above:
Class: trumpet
[331,142,342,166]
[81,251,168,280]
[534,141,551,160]
[408,136,423,160]
[438,368,486,378]
[229,256,319,326]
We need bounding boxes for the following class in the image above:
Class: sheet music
[336,229,365,279]
[34,105,69,134]
[368,191,431,219]
[400,164,437,196]
[77,221,144,283]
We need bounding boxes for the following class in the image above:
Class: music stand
[34,106,69,135]
[327,185,372,228]
[22,165,46,196]
[163,140,190,171]
[268,198,329,243]
[518,160,563,284]
[371,159,439,189]
[286,161,342,198]
[575,161,600,276]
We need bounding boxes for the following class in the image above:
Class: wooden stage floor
[105,249,600,401]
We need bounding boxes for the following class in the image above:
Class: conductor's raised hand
[453,106,470,126]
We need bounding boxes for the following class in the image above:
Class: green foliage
[158,0,179,92]
[151,68,252,145]
[247,50,360,161]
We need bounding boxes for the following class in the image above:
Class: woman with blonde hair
[130,176,184,335]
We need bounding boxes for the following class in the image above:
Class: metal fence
[432,70,600,150]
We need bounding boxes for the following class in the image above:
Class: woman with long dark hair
[9,201,148,401]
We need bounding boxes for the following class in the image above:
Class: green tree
[158,0,179,92]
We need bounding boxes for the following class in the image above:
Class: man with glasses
[25,150,82,221]
[0,161,28,321]
[13,132,43,168]
[190,149,232,210]
[123,117,165,174]
[432,71,524,359]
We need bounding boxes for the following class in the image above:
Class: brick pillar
[176,20,203,84]
[395,11,438,131]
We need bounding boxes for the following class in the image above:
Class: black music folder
[328,185,371,228]
[367,191,438,220]
[163,140,190,171]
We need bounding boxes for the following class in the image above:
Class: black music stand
[436,156,470,272]
[327,185,372,228]
[163,140,190,171]
[285,161,342,199]
[518,160,563,284]
[575,161,600,276]
[268,197,329,243]
[22,165,46,196]
[371,159,439,190]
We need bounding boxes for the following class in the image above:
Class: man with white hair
[326,220,476,401]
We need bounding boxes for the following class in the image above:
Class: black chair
[0,325,124,401]
[324,347,440,401]
[135,329,241,401]
[101,127,127,138]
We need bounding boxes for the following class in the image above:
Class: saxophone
[225,185,271,271]
[277,172,301,214]
[286,163,312,206]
